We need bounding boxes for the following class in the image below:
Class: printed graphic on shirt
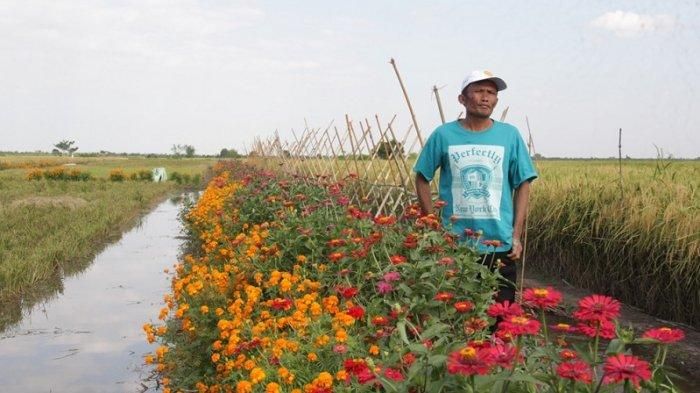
[448,145,504,220]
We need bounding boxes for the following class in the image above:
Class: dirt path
[523,271,699,392]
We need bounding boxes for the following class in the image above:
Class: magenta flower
[377,281,394,294]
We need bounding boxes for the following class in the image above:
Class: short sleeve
[509,130,538,188]
[413,130,443,182]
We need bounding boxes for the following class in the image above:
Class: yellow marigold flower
[280,278,292,292]
[200,305,209,314]
[315,335,330,347]
[307,352,318,362]
[211,353,220,363]
[335,329,348,343]
[265,382,281,393]
[309,302,322,317]
[369,345,380,356]
[291,390,302,393]
[250,367,266,384]
[215,307,225,316]
[144,355,154,364]
[296,255,307,263]
[236,381,253,393]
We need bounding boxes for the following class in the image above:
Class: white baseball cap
[460,70,507,93]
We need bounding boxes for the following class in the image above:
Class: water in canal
[0,196,189,392]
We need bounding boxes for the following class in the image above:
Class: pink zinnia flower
[446,345,495,376]
[376,281,393,294]
[383,271,401,282]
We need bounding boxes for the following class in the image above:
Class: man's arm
[508,180,531,260]
[415,173,433,216]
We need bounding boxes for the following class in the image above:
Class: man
[413,70,537,303]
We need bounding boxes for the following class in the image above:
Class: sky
[1,0,699,158]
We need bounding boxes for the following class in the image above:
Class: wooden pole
[389,58,424,147]
[433,85,446,125]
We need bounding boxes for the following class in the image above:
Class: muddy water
[0,196,189,393]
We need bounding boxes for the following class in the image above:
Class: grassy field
[0,155,219,330]
[249,156,700,327]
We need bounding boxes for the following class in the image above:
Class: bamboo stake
[500,106,510,122]
[433,85,446,125]
[390,58,424,147]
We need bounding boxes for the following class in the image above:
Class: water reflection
[0,197,187,392]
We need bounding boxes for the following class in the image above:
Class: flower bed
[144,161,685,393]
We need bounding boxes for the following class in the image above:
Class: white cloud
[590,10,675,37]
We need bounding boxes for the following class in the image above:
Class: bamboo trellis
[247,113,425,218]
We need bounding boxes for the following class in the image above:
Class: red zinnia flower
[433,200,448,209]
[373,215,397,225]
[402,352,417,367]
[344,358,369,375]
[446,345,495,376]
[434,292,455,302]
[522,287,563,309]
[556,360,593,383]
[454,300,475,313]
[390,255,407,265]
[602,354,652,388]
[371,315,389,326]
[328,251,345,262]
[327,239,346,247]
[551,323,576,334]
[347,305,365,320]
[487,301,524,318]
[270,298,293,311]
[489,343,518,369]
[382,367,404,382]
[498,315,541,336]
[642,327,685,344]
[559,349,579,361]
[573,294,620,322]
[576,319,616,339]
[336,286,359,299]
[481,239,502,248]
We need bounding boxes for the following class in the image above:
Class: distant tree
[54,140,78,156]
[533,153,544,160]
[374,139,404,159]
[51,148,61,155]
[185,145,195,157]
[219,148,241,158]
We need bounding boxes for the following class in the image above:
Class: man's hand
[507,238,522,261]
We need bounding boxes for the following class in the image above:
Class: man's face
[458,80,499,119]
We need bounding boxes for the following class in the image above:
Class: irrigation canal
[0,196,190,392]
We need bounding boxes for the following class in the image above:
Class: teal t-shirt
[413,119,537,253]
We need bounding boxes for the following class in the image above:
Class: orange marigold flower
[236,381,253,393]
[369,345,380,356]
[265,382,281,393]
[307,352,318,362]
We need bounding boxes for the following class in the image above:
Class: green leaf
[422,322,450,339]
[605,338,626,354]
[397,320,411,345]
[408,343,428,355]
[428,354,447,367]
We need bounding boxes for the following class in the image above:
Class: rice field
[0,155,219,330]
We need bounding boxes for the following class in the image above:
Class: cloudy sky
[1,0,698,158]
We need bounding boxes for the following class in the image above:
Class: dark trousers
[479,250,517,303]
